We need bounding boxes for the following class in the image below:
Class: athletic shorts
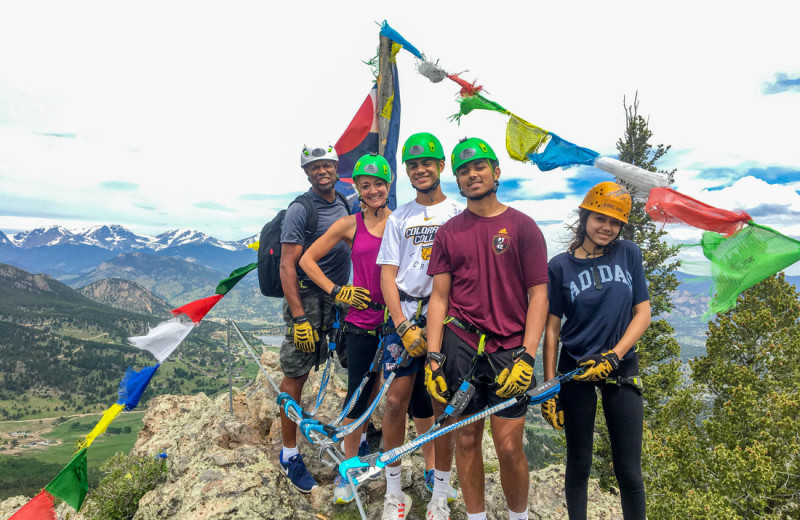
[279,287,344,378]
[440,327,528,419]
[382,318,425,379]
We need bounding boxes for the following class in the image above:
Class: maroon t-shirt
[427,207,548,353]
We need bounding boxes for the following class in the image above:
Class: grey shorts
[279,287,343,378]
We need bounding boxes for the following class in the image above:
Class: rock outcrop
[1,351,623,519]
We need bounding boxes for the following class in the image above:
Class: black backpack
[257,191,349,297]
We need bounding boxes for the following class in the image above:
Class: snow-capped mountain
[6,225,249,252]
[81,224,153,251]
[0,225,256,277]
[10,225,81,249]
[151,228,241,251]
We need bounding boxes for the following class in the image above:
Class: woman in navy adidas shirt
[541,181,651,520]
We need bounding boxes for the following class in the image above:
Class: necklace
[580,245,603,258]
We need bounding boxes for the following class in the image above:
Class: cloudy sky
[1,1,798,273]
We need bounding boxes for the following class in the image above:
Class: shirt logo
[405,225,439,245]
[492,232,511,255]
[421,246,432,260]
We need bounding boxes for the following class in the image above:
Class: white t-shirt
[377,198,464,320]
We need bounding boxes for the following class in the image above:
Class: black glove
[495,350,536,398]
[573,350,619,382]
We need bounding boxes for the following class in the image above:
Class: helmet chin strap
[459,175,500,201]
[413,162,441,202]
[359,195,389,217]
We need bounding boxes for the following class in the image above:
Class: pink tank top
[345,212,385,329]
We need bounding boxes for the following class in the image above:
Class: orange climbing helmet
[579,181,632,224]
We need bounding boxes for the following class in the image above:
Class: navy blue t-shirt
[280,189,351,286]
[548,240,649,361]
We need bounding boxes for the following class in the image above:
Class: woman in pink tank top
[299,154,392,504]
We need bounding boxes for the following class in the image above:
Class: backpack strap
[292,190,351,243]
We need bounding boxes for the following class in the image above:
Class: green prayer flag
[702,222,800,316]
[449,94,508,123]
[45,448,88,511]
[215,262,257,295]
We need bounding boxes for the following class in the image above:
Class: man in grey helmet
[277,144,351,494]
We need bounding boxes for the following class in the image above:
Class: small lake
[258,335,284,347]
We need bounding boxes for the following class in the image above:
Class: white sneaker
[382,492,412,520]
[424,469,459,503]
[426,497,450,520]
[332,475,355,504]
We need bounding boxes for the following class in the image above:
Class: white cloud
[0,0,798,253]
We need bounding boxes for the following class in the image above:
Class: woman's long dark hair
[567,208,624,255]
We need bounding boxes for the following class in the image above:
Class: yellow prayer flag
[79,403,124,449]
[506,114,549,162]
[248,241,259,251]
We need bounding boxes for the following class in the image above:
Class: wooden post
[377,35,393,155]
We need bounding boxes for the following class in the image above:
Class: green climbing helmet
[402,132,445,163]
[352,153,393,184]
[451,137,498,174]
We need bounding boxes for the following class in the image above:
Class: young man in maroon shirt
[425,138,548,520]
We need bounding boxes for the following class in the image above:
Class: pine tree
[593,93,682,488]
[644,274,800,519]
[615,93,681,419]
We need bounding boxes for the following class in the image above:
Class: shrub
[81,453,166,520]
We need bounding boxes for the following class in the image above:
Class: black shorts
[440,327,527,419]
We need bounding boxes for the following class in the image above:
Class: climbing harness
[338,367,585,520]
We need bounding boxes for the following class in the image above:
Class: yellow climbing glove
[495,350,536,398]
[292,315,319,353]
[540,395,564,430]
[573,350,620,382]
[424,353,450,404]
[330,284,371,310]
[396,320,427,358]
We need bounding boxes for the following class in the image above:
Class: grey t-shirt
[280,189,351,285]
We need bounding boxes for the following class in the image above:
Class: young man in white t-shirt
[377,132,463,520]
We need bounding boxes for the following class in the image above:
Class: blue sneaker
[424,469,459,504]
[279,451,317,494]
[333,475,355,504]
[357,440,370,457]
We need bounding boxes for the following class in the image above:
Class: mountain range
[0,225,281,325]
[2,224,798,336]
[0,225,257,276]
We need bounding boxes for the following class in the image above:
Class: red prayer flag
[171,294,224,323]
[645,187,752,237]
[9,490,57,520]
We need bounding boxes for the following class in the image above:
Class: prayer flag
[450,94,508,123]
[45,448,89,511]
[702,222,800,315]
[379,20,422,59]
[645,187,751,236]
[593,157,671,199]
[8,490,56,520]
[80,403,124,449]
[129,317,195,363]
[171,294,224,323]
[215,262,257,295]
[117,364,160,410]
[528,132,599,171]
[506,115,549,161]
